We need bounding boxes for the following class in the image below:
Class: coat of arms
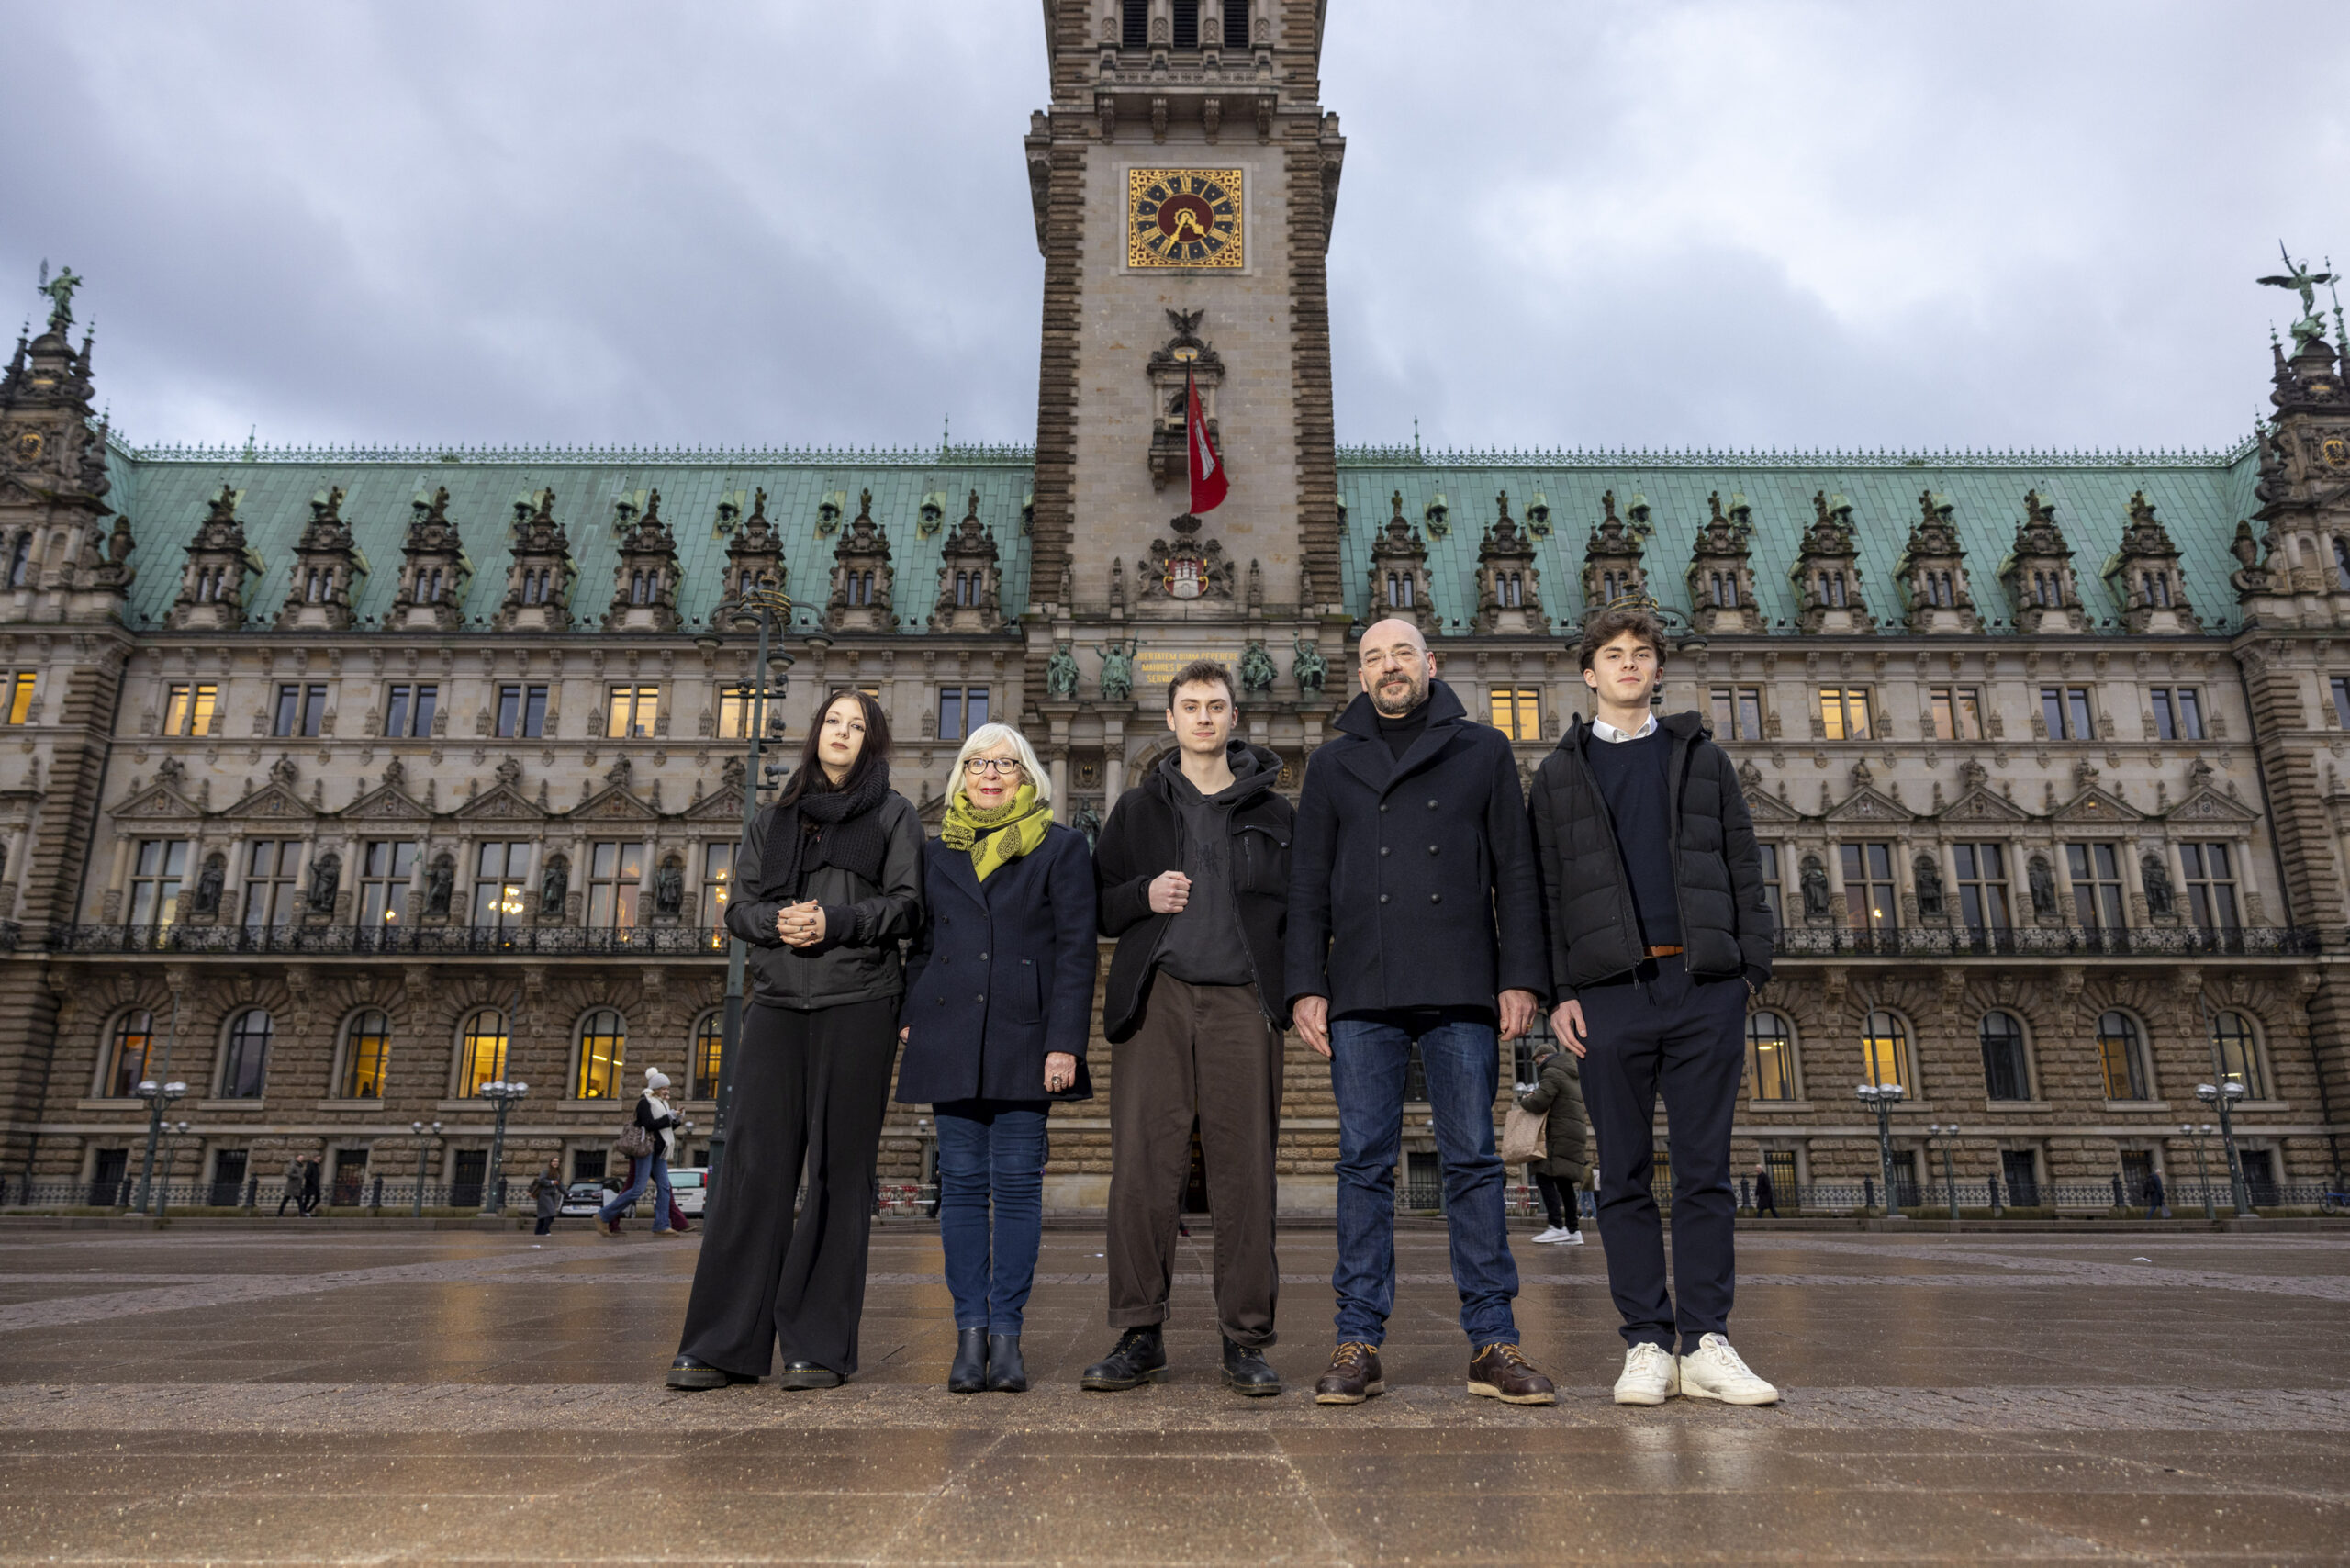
[1143,512,1233,603]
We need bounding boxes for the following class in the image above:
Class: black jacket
[896,823,1100,1104]
[1284,682,1550,1014]
[1095,743,1294,1042]
[724,793,925,1010]
[1528,711,1774,1001]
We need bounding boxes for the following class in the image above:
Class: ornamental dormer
[1582,489,1649,610]
[167,484,255,631]
[2105,489,2199,633]
[718,487,787,620]
[1685,490,1761,633]
[604,487,682,633]
[1147,308,1223,491]
[1473,490,1543,633]
[826,487,895,633]
[1896,489,1978,633]
[496,488,575,633]
[1790,491,1874,634]
[931,489,1004,633]
[276,486,365,632]
[1999,488,2087,633]
[390,486,470,631]
[1366,490,1435,632]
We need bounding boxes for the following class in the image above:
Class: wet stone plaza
[0,1222,2345,1564]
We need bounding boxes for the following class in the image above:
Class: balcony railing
[46,924,730,956]
[1774,925,2319,958]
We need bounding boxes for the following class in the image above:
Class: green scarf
[942,784,1054,882]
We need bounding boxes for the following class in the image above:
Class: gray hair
[946,722,1054,808]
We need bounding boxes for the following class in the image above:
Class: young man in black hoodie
[1528,607,1779,1407]
[1084,659,1292,1396]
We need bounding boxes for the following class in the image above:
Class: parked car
[558,1181,608,1218]
[669,1168,708,1218]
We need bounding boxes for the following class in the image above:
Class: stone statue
[655,857,685,918]
[1912,854,1945,919]
[154,756,187,791]
[36,263,83,333]
[382,756,407,791]
[1799,854,1831,920]
[539,855,569,918]
[308,850,341,914]
[1291,633,1327,698]
[1046,641,1080,700]
[1239,640,1278,696]
[193,854,226,915]
[1070,799,1103,850]
[494,756,522,790]
[424,854,455,917]
[1959,756,1989,795]
[1096,639,1136,702]
[2028,856,2057,917]
[2142,852,2176,918]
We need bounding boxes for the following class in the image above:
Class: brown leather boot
[1313,1341,1384,1406]
[1467,1341,1557,1405]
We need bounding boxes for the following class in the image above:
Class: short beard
[1370,672,1427,717]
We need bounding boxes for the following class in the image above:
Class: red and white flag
[1186,366,1227,514]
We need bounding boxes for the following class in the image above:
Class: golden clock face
[2323,434,2349,468]
[1128,168,1243,269]
[9,430,41,466]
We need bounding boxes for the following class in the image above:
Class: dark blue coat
[895,823,1100,1105]
[1284,681,1550,1015]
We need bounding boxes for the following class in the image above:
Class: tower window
[1172,0,1198,49]
[1225,0,1251,47]
[1123,0,1148,47]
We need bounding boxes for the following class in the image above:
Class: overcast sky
[4,1,2344,455]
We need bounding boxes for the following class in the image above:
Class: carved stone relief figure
[539,855,570,918]
[1291,635,1327,698]
[2142,852,2176,918]
[655,857,685,919]
[1799,854,1832,921]
[1912,854,1945,919]
[2027,856,2058,918]
[192,854,226,915]
[1046,643,1080,700]
[308,851,341,914]
[1238,641,1277,695]
[424,853,456,918]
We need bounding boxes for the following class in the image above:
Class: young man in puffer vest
[1528,606,1781,1406]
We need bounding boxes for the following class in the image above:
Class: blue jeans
[1329,1014,1519,1347]
[934,1100,1048,1334]
[599,1151,672,1231]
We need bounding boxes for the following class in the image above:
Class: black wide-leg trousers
[676,996,899,1378]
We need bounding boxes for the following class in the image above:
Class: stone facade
[2,9,2345,1215]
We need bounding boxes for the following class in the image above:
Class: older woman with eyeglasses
[896,722,1098,1394]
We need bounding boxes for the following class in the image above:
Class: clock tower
[1023,1,1346,733]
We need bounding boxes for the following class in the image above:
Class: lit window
[471,842,532,928]
[2097,1010,2149,1101]
[456,1008,508,1097]
[341,1008,391,1099]
[576,1008,628,1100]
[1928,686,1982,741]
[606,685,659,739]
[103,1009,156,1098]
[1746,1011,1796,1101]
[2210,1010,2265,1099]
[691,1012,724,1101]
[0,672,33,725]
[1818,688,1871,741]
[1488,688,1540,741]
[700,842,734,931]
[1861,1009,1912,1093]
[163,682,218,737]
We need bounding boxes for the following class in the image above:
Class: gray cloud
[3,0,2344,454]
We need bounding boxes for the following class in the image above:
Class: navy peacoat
[1284,681,1550,1015]
[894,822,1101,1105]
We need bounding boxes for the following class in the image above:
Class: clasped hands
[774,900,827,949]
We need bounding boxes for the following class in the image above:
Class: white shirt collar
[1590,713,1657,744]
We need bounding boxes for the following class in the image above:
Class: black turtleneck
[1373,699,1430,762]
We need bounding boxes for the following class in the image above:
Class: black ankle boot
[947,1328,988,1394]
[1221,1335,1282,1396]
[1081,1326,1169,1392]
[985,1332,1027,1393]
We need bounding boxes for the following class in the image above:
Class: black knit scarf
[755,763,892,901]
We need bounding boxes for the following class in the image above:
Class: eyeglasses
[962,756,1024,777]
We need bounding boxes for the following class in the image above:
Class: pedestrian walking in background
[670,689,922,1393]
[600,1069,680,1238]
[298,1155,322,1217]
[531,1159,564,1236]
[1528,606,1780,1407]
[1084,660,1292,1398]
[2145,1167,2169,1219]
[276,1156,303,1217]
[1286,617,1558,1408]
[1516,1046,1588,1246]
[897,722,1098,1395]
[1753,1163,1779,1218]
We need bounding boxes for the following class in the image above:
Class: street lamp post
[1928,1123,1961,1219]
[154,1121,189,1219]
[707,584,795,1182]
[2179,1121,2217,1220]
[2196,1082,2255,1217]
[1856,1082,1905,1217]
[410,1119,442,1218]
[477,1081,529,1217]
[131,1079,188,1214]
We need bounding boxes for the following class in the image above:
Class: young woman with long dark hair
[667,689,923,1391]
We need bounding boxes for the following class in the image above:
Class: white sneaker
[1529,1226,1567,1244]
[1613,1342,1679,1406]
[1555,1230,1584,1246]
[1677,1334,1779,1406]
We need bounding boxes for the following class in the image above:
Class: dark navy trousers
[1575,955,1749,1354]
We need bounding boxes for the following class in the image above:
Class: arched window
[219,1008,273,1099]
[1860,1009,1912,1094]
[576,1008,628,1100]
[340,1008,391,1099]
[2096,1010,2150,1101]
[690,1011,724,1100]
[101,1009,156,1098]
[456,1008,508,1097]
[2210,1010,2265,1099]
[1745,1010,1796,1101]
[1979,1010,2030,1101]
[6,535,28,588]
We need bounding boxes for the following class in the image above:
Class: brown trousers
[1105,974,1283,1347]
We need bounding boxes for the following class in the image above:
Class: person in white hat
[599,1067,680,1237]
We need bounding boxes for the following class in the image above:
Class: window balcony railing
[1773,925,2319,958]
[45,924,731,957]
